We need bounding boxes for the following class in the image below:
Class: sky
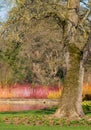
[0,0,15,22]
[80,0,88,7]
[0,0,90,22]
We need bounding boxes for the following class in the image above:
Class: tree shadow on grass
[0,107,57,115]
[85,111,91,116]
[34,107,57,115]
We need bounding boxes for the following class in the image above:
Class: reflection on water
[0,104,47,112]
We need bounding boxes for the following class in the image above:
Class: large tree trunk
[54,0,85,119]
[55,48,84,119]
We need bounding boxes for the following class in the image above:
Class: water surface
[0,103,47,112]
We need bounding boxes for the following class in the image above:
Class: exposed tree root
[53,107,85,120]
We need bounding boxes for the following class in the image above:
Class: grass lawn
[0,124,91,130]
[0,106,91,129]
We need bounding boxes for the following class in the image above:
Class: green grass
[0,107,57,118]
[0,106,90,118]
[0,106,91,129]
[0,124,91,130]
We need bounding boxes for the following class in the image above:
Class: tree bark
[54,49,84,119]
[54,0,85,119]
